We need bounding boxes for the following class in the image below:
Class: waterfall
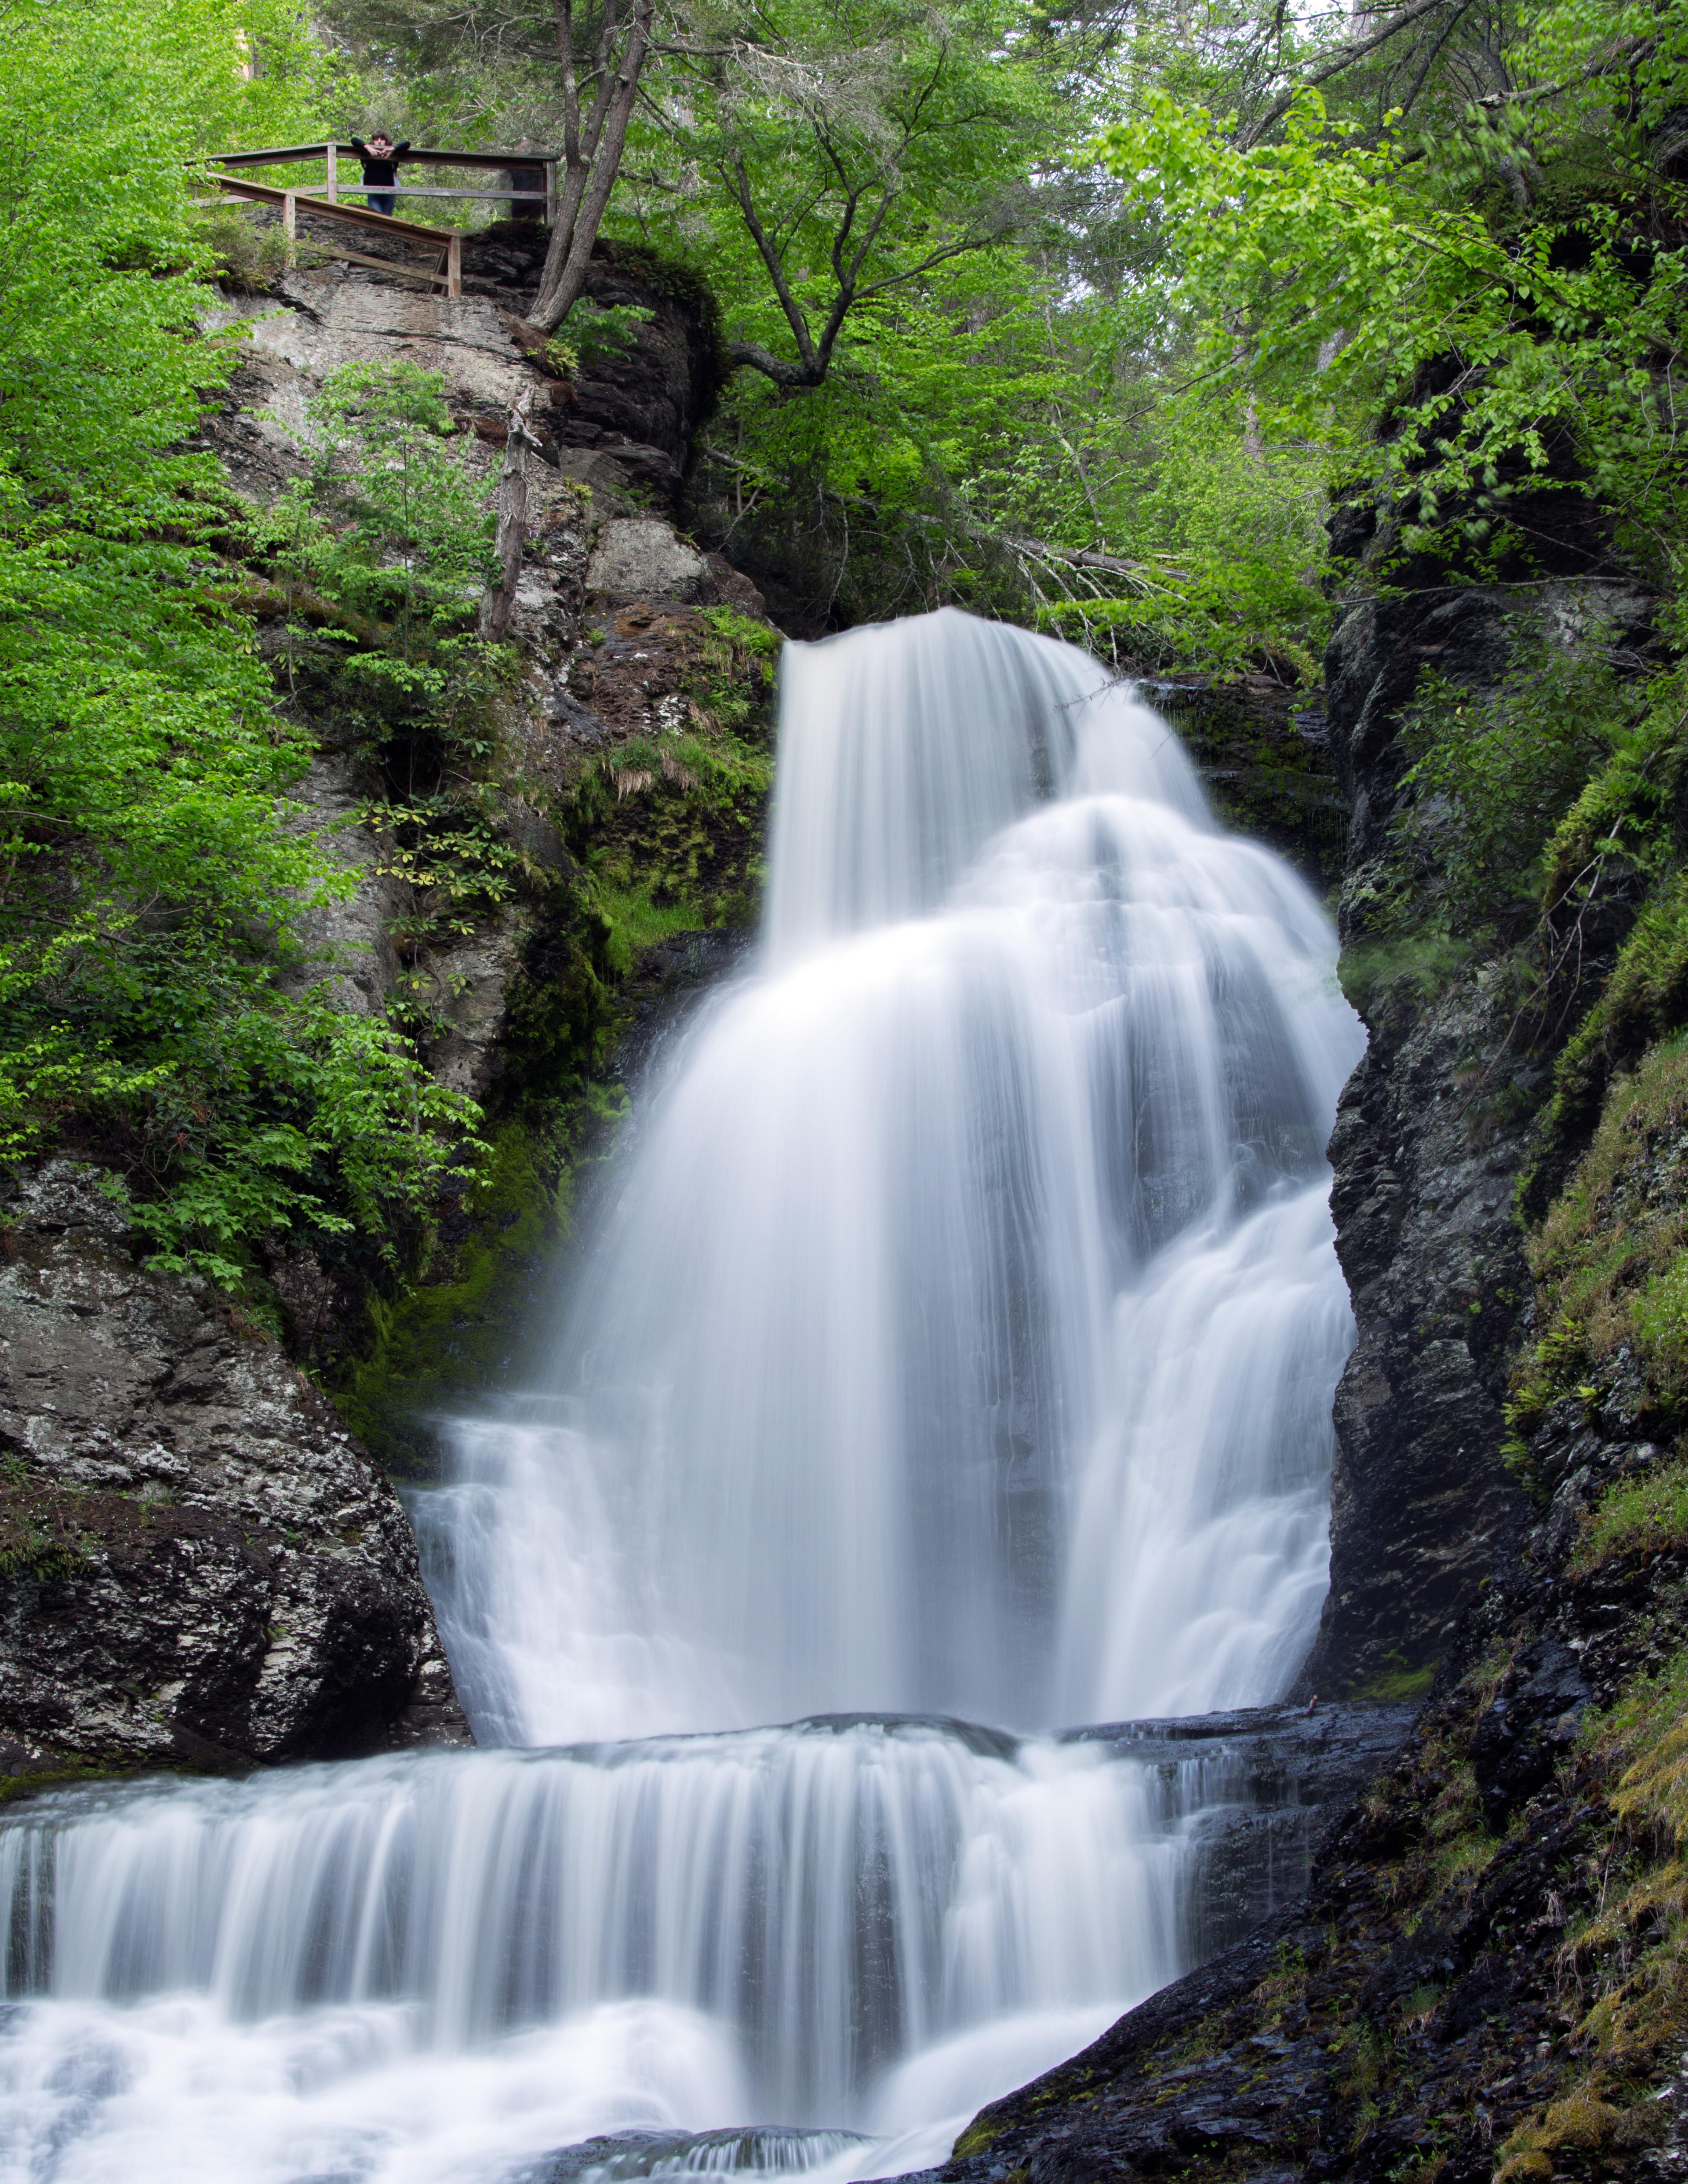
[424,611,1359,1742]
[0,611,1364,2183]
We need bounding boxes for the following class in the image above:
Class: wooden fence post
[325,142,338,202]
[447,232,462,298]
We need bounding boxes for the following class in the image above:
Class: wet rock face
[1073,1704,1416,1965]
[933,1409,1688,2184]
[0,1163,469,1782]
[1469,1637,1588,1830]
[1298,972,1535,1700]
[1291,546,1600,1702]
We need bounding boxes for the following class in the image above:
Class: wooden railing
[208,143,557,220]
[208,175,463,294]
[201,145,560,298]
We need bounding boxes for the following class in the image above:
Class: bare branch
[1238,0,1475,147]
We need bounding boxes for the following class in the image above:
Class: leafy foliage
[0,3,480,1285]
[255,361,525,953]
[1394,636,1638,938]
[1092,10,1688,584]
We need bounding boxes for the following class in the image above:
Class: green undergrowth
[334,608,780,1448]
[563,649,775,977]
[1531,661,1688,1122]
[1337,931,1471,1021]
[1571,1457,1688,1578]
[1395,640,1639,943]
[1496,1649,1688,2177]
[589,875,720,976]
[1509,1036,1688,1451]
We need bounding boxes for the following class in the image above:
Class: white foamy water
[0,610,1363,2182]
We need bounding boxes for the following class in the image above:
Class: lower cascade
[0,611,1365,2183]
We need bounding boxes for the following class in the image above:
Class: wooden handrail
[215,175,453,240]
[203,143,558,224]
[212,175,463,295]
[209,144,558,171]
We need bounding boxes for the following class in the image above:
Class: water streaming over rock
[0,611,1363,2183]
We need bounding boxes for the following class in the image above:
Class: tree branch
[1238,0,1474,146]
[726,157,820,373]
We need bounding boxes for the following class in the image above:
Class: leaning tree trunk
[484,388,535,641]
[522,0,655,336]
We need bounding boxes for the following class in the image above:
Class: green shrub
[1393,634,1637,939]
[1510,1037,1688,1439]
[0,28,486,1289]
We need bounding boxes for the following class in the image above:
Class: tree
[665,0,1052,386]
[1090,0,1688,583]
[321,0,660,331]
[529,0,659,328]
[0,0,481,1282]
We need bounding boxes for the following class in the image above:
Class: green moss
[564,723,772,958]
[1511,1036,1688,1442]
[1351,1653,1440,1703]
[592,874,717,977]
[949,2120,1002,2161]
[333,1120,572,1474]
[1574,1457,1688,1576]
[0,1756,124,1806]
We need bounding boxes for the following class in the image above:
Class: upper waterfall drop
[430,609,1366,1745]
[763,608,1211,957]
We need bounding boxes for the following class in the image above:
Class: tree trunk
[523,0,655,336]
[484,389,534,640]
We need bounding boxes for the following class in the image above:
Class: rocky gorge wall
[0,222,782,1788]
[206,221,782,1464]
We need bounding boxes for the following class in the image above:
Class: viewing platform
[198,144,560,297]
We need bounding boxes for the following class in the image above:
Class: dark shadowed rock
[1298,971,1535,1700]
[0,1161,469,1784]
[1470,1637,1588,1829]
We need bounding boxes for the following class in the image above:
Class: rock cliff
[201,222,778,1457]
[0,223,778,1781]
[0,1162,466,1787]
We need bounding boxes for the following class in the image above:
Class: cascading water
[0,610,1364,2184]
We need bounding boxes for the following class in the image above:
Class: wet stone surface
[0,1162,469,1782]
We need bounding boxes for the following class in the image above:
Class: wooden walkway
[203,144,560,297]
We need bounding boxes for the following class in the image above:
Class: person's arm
[349,137,368,157]
[393,140,411,160]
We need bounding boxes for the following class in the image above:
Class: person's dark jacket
[350,138,410,186]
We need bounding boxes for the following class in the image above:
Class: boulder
[0,1161,469,1784]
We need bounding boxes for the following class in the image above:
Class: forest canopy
[325,0,1688,651]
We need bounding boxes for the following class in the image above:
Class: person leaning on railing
[349,131,410,216]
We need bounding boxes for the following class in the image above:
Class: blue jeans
[366,191,395,216]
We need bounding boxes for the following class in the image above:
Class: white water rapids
[0,611,1364,2184]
